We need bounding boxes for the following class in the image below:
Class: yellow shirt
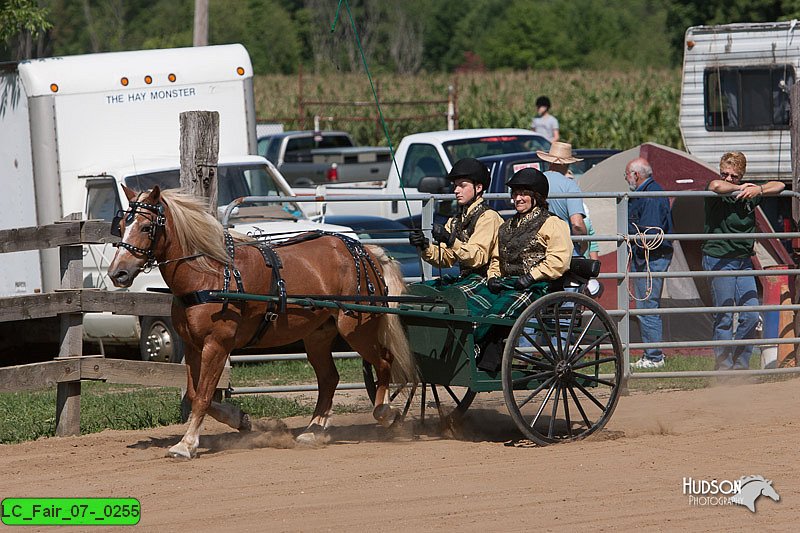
[487,215,572,280]
[421,197,503,272]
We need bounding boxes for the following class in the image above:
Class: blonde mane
[158,189,253,274]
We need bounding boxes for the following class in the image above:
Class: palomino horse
[107,185,416,458]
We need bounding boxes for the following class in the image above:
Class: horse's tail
[366,245,418,388]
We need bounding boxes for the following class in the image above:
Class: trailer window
[704,66,794,131]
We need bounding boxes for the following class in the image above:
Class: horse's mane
[159,189,254,274]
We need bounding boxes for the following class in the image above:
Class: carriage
[107,186,623,457]
[211,254,623,446]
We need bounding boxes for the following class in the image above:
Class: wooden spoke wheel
[362,362,476,428]
[501,292,622,445]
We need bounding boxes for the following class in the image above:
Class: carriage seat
[548,257,601,293]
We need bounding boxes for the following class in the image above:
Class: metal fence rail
[221,189,800,395]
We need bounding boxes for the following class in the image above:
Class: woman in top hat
[467,167,572,370]
[408,157,503,288]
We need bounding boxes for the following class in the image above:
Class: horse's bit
[111,200,166,271]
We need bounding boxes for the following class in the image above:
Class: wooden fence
[0,219,229,437]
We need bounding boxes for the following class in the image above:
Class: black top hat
[446,157,491,188]
[506,167,549,197]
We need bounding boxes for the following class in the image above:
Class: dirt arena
[3,377,798,531]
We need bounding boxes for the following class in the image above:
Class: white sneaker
[631,357,665,369]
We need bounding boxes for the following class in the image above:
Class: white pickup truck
[297,128,551,220]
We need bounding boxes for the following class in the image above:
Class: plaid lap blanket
[419,274,548,342]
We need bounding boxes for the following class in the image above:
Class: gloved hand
[431,223,456,247]
[487,277,503,294]
[514,273,536,291]
[408,229,429,250]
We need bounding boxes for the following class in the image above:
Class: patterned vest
[498,207,551,276]
[452,201,490,277]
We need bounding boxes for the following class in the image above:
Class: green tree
[0,0,52,59]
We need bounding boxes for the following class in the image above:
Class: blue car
[322,215,459,279]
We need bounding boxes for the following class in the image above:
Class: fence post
[617,195,630,393]
[55,226,84,436]
[180,111,220,215]
[447,85,455,131]
[791,83,800,223]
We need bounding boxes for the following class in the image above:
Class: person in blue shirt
[536,142,588,256]
[625,157,674,369]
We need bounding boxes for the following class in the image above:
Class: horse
[731,475,780,512]
[107,185,417,459]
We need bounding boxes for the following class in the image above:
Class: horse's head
[761,480,780,502]
[108,185,167,288]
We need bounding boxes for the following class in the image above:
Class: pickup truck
[258,130,392,187]
[299,128,551,220]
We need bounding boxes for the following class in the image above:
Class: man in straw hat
[408,157,503,289]
[536,141,588,255]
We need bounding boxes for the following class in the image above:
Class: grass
[0,359,364,445]
[2,353,793,444]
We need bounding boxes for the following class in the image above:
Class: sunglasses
[720,171,741,180]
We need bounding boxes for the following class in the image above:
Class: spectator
[536,142,588,255]
[408,157,503,289]
[531,95,560,142]
[625,157,674,369]
[703,152,785,370]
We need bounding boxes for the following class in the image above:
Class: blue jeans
[702,255,760,370]
[632,253,672,361]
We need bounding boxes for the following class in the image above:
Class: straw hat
[536,141,583,164]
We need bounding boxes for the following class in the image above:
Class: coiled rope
[626,223,665,301]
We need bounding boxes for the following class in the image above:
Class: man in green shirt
[703,151,785,370]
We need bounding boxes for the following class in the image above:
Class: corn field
[254,69,682,151]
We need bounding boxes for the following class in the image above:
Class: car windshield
[443,135,551,163]
[122,164,304,221]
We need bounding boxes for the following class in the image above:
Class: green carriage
[362,265,624,446]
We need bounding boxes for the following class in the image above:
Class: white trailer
[0,45,350,361]
[680,21,797,182]
[0,44,257,296]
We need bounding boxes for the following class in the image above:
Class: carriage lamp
[144,75,153,84]
[236,66,245,76]
[49,83,58,93]
[120,77,129,87]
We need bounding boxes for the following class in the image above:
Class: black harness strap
[220,231,245,314]
[242,242,287,348]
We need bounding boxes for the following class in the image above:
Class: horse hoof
[239,413,252,432]
[166,442,195,460]
[373,404,400,428]
[296,423,327,446]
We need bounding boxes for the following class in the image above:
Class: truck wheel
[140,316,184,363]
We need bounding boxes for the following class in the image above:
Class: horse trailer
[680,21,797,183]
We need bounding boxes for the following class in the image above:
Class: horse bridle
[111,200,166,271]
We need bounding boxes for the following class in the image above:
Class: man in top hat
[408,157,503,287]
[536,141,588,255]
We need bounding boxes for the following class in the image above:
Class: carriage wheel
[362,362,476,428]
[501,291,622,445]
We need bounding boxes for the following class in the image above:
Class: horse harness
[112,201,389,347]
[111,200,166,272]
[179,231,388,348]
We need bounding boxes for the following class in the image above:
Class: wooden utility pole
[179,111,219,214]
[193,0,209,47]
